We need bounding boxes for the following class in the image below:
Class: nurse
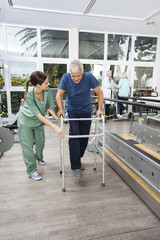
[18,71,64,181]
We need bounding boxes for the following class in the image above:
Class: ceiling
[0,0,160,35]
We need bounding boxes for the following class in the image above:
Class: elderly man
[56,59,104,180]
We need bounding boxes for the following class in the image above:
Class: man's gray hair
[69,59,84,73]
[107,70,112,74]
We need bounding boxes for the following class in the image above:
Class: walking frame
[60,115,105,192]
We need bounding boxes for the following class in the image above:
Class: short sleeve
[47,89,55,109]
[25,94,40,116]
[88,73,100,89]
[58,74,67,90]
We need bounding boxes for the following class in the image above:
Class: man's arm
[93,86,104,117]
[56,89,65,117]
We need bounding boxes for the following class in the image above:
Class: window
[134,36,157,62]
[0,26,3,58]
[79,32,104,59]
[0,63,4,87]
[107,34,132,61]
[7,26,37,57]
[83,64,102,86]
[107,65,129,83]
[43,63,67,88]
[11,91,24,114]
[41,29,69,58]
[10,61,37,86]
[134,67,153,89]
[0,91,7,115]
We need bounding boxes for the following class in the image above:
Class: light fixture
[8,0,13,7]
[146,21,155,25]
[83,0,97,15]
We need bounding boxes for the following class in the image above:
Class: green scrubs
[18,88,54,175]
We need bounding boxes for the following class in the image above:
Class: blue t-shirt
[58,72,99,113]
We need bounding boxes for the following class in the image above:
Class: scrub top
[18,88,54,128]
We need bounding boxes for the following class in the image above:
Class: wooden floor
[0,119,160,240]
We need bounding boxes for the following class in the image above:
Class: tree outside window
[79,32,104,60]
[134,36,157,62]
[134,67,153,89]
[107,34,132,61]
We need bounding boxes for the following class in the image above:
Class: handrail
[114,96,160,103]
[91,96,160,111]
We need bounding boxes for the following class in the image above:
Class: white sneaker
[117,114,123,119]
[29,171,42,181]
[38,160,46,165]
[123,109,126,114]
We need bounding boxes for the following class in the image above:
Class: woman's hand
[56,118,61,123]
[55,126,64,138]
[47,109,61,123]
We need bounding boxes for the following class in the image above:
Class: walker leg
[93,145,97,171]
[62,170,66,192]
[101,115,105,187]
[60,117,66,191]
[60,139,62,174]
[93,120,98,171]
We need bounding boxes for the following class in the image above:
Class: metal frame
[60,115,105,192]
[106,150,160,218]
[146,113,160,123]
[132,122,160,150]
[97,128,160,218]
[98,128,160,193]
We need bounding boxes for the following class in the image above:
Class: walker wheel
[102,183,105,187]
[62,188,66,192]
[93,168,96,171]
[60,171,62,174]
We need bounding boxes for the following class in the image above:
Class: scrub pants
[18,123,45,175]
[67,111,91,170]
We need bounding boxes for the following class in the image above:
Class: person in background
[102,70,115,118]
[56,59,104,180]
[18,71,64,181]
[114,72,132,118]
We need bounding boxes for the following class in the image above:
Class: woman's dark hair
[22,71,47,105]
